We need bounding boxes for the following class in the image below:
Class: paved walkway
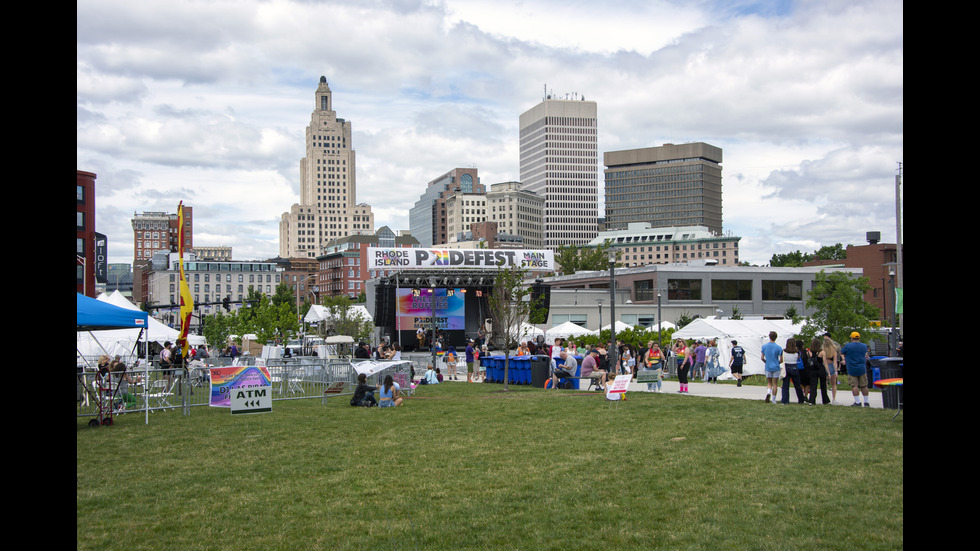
[403,352,889,409]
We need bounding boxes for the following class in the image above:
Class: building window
[762,280,802,301]
[711,280,752,301]
[668,279,701,301]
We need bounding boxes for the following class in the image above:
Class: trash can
[530,355,551,388]
[876,357,903,410]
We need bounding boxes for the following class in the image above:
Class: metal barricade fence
[78,357,424,422]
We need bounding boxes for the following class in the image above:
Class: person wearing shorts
[841,332,870,407]
[761,331,783,403]
[729,340,745,387]
[465,339,475,383]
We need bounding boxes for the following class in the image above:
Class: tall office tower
[409,168,482,247]
[604,143,723,234]
[280,77,374,258]
[519,95,598,249]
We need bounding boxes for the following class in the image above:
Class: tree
[554,241,619,274]
[769,250,811,267]
[801,271,880,344]
[201,311,233,351]
[321,295,373,342]
[487,263,544,391]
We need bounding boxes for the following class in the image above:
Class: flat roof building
[604,143,723,234]
[520,97,598,248]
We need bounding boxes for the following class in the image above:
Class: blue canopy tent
[77,293,152,423]
[77,293,149,331]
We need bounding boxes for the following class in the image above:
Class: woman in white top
[780,338,806,404]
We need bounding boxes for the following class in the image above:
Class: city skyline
[77,0,903,267]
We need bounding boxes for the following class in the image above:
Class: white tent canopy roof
[671,319,803,377]
[595,320,637,333]
[545,321,591,341]
[305,304,373,324]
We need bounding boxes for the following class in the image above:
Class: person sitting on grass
[351,373,378,407]
[419,364,439,385]
[379,374,403,408]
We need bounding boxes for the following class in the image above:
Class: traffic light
[222,295,231,311]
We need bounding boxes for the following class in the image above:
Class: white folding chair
[146,378,176,410]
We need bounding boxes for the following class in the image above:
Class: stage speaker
[375,283,394,327]
[530,281,551,323]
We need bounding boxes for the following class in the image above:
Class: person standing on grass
[820,335,840,403]
[761,331,783,403]
[692,340,707,381]
[808,338,831,405]
[446,345,458,381]
[550,337,563,374]
[644,341,664,393]
[780,338,806,404]
[674,339,692,394]
[841,332,871,407]
[729,340,746,387]
[465,339,475,383]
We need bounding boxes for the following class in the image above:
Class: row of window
[634,279,803,302]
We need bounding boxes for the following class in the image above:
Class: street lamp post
[657,292,662,348]
[608,250,618,374]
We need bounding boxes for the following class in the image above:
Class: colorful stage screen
[396,288,466,332]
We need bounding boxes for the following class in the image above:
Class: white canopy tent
[590,320,637,336]
[545,321,591,341]
[510,321,545,342]
[304,304,373,324]
[671,318,803,377]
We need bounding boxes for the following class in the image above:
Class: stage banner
[209,365,273,408]
[367,247,554,271]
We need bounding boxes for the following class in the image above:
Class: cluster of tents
[77,291,208,365]
[513,318,804,379]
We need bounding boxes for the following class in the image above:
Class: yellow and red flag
[177,202,194,359]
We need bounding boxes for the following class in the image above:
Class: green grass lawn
[77,383,903,550]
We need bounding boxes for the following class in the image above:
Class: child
[446,346,457,380]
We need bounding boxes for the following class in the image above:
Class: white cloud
[77,0,903,266]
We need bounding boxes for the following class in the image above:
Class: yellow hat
[850,331,861,339]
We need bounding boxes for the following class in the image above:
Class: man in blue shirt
[760,331,783,403]
[841,331,871,407]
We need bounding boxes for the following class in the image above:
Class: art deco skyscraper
[519,96,598,249]
[280,77,374,258]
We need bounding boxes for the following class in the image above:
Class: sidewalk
[404,353,886,409]
[622,378,884,408]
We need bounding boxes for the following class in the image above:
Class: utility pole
[895,162,903,344]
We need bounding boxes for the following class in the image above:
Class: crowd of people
[113,330,889,411]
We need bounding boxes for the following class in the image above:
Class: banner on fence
[209,365,273,408]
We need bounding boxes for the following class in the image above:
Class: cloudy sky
[77,0,903,266]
